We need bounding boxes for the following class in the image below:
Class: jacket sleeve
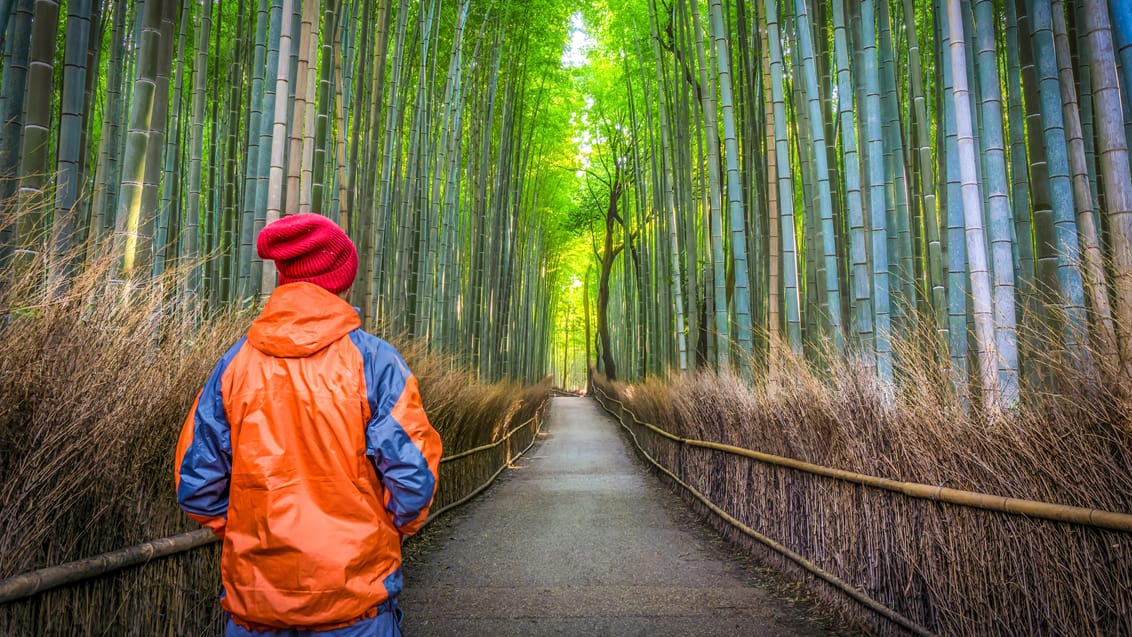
[354,335,442,536]
[174,340,242,538]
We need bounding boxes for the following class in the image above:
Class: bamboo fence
[0,390,548,633]
[592,381,1131,637]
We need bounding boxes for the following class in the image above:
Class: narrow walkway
[400,397,843,636]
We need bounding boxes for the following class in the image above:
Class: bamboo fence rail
[0,529,217,605]
[425,413,544,522]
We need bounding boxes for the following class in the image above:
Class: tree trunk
[597,177,624,381]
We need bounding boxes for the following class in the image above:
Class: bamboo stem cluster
[0,0,579,385]
[586,0,1132,408]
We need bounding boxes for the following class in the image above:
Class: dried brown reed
[595,330,1131,636]
[0,231,549,634]
[0,240,244,635]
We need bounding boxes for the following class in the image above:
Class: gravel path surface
[399,397,848,636]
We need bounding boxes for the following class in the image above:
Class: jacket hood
[247,282,362,358]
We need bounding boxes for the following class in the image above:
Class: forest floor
[400,397,865,636]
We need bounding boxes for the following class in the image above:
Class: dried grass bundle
[0,241,243,634]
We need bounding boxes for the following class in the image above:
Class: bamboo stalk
[793,0,844,352]
[262,0,296,296]
[862,0,896,383]
[762,0,802,353]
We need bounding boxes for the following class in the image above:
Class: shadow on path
[400,397,849,636]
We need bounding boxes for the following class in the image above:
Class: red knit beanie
[256,213,358,294]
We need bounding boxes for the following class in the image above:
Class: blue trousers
[225,599,402,637]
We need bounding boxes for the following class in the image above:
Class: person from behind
[175,213,442,636]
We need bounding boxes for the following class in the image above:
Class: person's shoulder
[347,330,409,370]
[347,328,392,352]
[215,336,249,372]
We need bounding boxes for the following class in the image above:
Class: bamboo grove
[571,0,1132,409]
[0,0,581,385]
[5,0,1132,406]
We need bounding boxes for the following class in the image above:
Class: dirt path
[399,397,849,636]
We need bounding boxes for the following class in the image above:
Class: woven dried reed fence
[593,381,1131,637]
[0,380,550,634]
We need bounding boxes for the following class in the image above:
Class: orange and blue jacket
[175,282,442,631]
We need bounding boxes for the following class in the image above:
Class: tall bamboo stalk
[648,4,687,371]
[862,0,895,382]
[1004,0,1035,305]
[291,0,321,216]
[51,0,93,283]
[794,0,844,352]
[687,0,728,370]
[832,0,875,373]
[948,0,1000,408]
[262,0,296,296]
[763,0,802,353]
[0,0,35,262]
[1051,0,1118,365]
[709,0,753,367]
[237,0,271,300]
[114,0,164,276]
[14,0,61,270]
[1028,0,1089,356]
[1107,0,1132,150]
[1083,0,1132,373]
[153,0,190,279]
[184,0,213,310]
[973,0,1019,405]
[903,0,945,342]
